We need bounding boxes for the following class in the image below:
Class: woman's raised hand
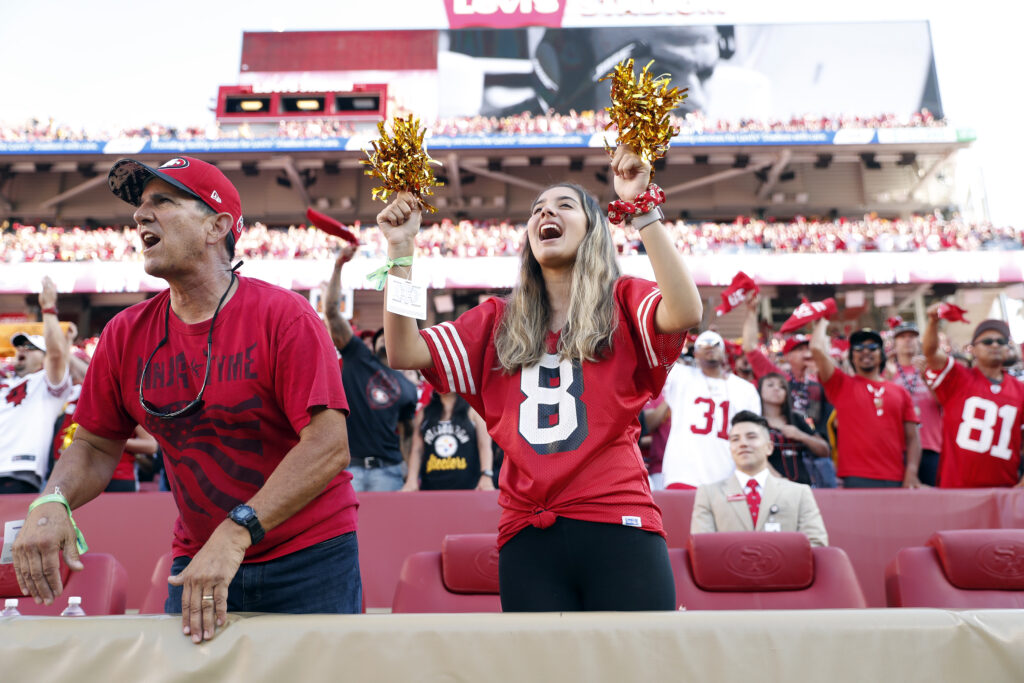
[376,191,421,253]
[611,145,652,202]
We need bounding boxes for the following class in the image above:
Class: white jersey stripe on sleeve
[423,326,458,393]
[435,323,470,394]
[925,355,955,389]
[441,321,477,395]
[636,288,661,368]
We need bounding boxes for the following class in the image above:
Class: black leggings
[498,517,676,612]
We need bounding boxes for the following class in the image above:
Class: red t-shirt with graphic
[75,276,356,561]
[419,276,685,548]
[823,369,918,481]
[925,357,1024,488]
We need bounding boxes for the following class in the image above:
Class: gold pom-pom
[360,115,444,213]
[599,58,688,169]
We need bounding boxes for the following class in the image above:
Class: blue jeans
[348,462,404,491]
[166,532,361,614]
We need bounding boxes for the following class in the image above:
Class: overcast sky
[0,1,1019,226]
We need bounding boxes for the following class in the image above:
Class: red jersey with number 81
[419,277,686,548]
[926,357,1024,488]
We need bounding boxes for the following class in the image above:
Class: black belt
[351,456,396,470]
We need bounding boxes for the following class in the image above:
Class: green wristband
[28,491,89,555]
[366,255,414,291]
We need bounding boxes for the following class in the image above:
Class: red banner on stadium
[443,0,566,29]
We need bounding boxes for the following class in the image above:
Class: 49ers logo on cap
[159,158,190,170]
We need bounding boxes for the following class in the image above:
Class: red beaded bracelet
[607,184,667,225]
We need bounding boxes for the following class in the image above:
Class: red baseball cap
[782,335,810,355]
[108,156,245,241]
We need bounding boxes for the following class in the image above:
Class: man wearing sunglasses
[922,309,1024,488]
[0,276,72,495]
[809,320,922,488]
[12,157,358,644]
[662,330,762,490]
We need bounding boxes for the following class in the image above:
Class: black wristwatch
[228,504,265,545]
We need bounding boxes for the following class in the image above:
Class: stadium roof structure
[0,129,975,226]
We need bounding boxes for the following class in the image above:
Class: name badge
[764,522,782,533]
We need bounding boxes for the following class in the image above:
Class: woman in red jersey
[379,144,702,611]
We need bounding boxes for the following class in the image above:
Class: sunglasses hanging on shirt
[138,263,241,420]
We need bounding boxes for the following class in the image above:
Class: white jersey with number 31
[661,363,762,488]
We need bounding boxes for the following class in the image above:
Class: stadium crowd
[1,109,945,143]
[3,213,1020,263]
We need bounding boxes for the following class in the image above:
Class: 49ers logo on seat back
[159,158,190,170]
[444,0,565,29]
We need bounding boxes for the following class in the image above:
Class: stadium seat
[885,529,1024,608]
[675,532,867,609]
[391,533,502,613]
[0,552,128,616]
[138,551,175,614]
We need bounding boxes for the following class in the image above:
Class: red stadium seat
[0,552,127,616]
[885,529,1024,608]
[674,532,867,609]
[139,551,175,614]
[391,533,502,613]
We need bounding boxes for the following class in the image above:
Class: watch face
[232,505,255,524]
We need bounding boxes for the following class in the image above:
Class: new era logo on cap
[108,156,245,241]
[160,158,190,170]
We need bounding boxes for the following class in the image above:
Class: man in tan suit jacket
[691,410,829,546]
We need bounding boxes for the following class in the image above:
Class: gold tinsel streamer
[62,422,78,451]
[599,58,688,169]
[360,115,444,213]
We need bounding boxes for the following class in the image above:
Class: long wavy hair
[758,372,796,425]
[494,183,620,372]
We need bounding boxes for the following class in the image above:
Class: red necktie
[745,479,761,528]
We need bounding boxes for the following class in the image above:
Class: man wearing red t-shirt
[810,320,922,488]
[13,157,357,644]
[922,309,1024,488]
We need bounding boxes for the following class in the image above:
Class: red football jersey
[823,370,918,481]
[420,277,685,548]
[75,276,356,562]
[925,357,1024,488]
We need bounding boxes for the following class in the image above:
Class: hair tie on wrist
[366,256,414,291]
[41,307,58,316]
[607,184,666,225]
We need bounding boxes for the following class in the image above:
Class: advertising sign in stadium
[326,1,928,31]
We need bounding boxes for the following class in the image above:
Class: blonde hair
[494,183,620,372]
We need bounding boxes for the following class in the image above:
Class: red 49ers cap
[108,156,245,241]
[781,335,810,356]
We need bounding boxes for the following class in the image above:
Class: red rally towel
[306,208,359,245]
[715,271,760,316]
[780,297,837,333]
[936,303,970,323]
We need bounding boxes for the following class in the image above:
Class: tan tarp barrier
[2,609,1022,682]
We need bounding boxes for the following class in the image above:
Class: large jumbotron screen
[237,20,942,123]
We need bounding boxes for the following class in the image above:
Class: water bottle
[60,596,86,617]
[1,598,20,616]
